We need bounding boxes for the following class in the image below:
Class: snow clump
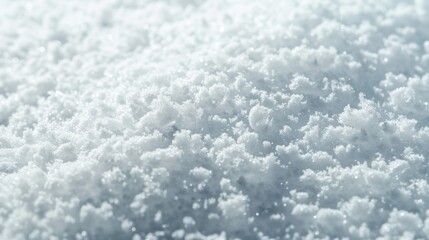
[1,0,429,239]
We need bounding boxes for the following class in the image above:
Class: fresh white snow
[1,0,429,239]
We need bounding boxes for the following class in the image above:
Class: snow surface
[1,0,429,239]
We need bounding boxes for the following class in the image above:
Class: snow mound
[1,0,429,239]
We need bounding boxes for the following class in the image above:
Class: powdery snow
[1,0,429,239]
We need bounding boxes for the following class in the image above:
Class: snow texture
[1,0,429,239]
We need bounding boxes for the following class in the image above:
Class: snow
[1,0,429,239]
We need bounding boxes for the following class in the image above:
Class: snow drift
[1,0,429,239]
